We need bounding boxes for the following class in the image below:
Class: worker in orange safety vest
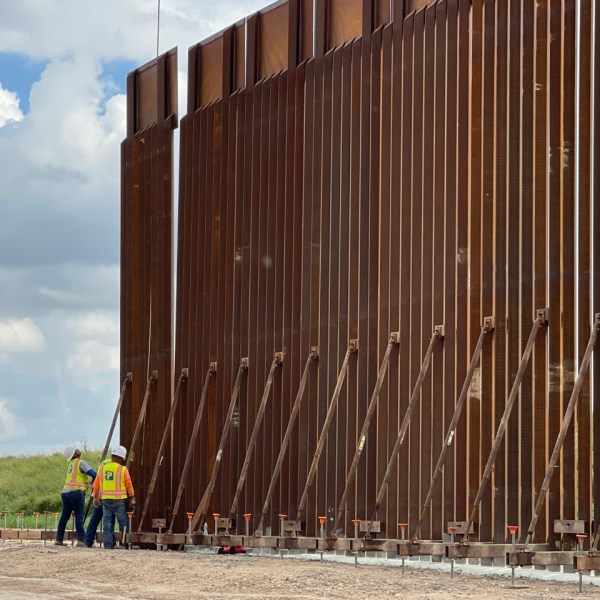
[92,445,135,549]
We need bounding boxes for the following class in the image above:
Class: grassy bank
[0,450,102,528]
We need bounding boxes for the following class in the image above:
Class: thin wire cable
[156,0,161,57]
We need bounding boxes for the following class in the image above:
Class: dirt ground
[0,541,592,599]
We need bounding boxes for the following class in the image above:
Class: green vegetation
[0,450,102,528]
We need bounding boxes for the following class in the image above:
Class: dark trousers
[102,499,128,549]
[56,490,85,543]
[84,503,103,546]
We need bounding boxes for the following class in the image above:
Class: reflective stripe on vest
[100,462,127,499]
[64,459,91,490]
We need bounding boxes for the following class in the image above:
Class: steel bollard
[318,516,326,539]
[399,523,408,575]
[508,526,518,587]
[279,514,287,539]
[448,527,456,579]
[576,534,587,594]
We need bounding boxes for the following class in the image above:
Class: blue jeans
[84,503,103,547]
[56,490,85,543]
[102,499,128,549]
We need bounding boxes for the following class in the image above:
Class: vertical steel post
[168,362,216,532]
[524,314,600,546]
[256,349,318,535]
[365,326,444,538]
[463,309,548,542]
[138,368,188,532]
[126,370,158,470]
[412,318,494,541]
[296,340,358,523]
[332,334,398,536]
[191,358,249,531]
[229,353,283,522]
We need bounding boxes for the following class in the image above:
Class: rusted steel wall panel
[121,50,176,528]
[121,1,596,543]
[258,4,289,79]
[532,0,548,544]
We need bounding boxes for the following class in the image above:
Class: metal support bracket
[255,347,318,536]
[228,352,284,524]
[296,341,358,525]
[333,332,399,537]
[412,317,493,541]
[463,308,549,543]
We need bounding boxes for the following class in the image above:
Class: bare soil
[0,542,589,599]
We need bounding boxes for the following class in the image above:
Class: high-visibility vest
[64,459,91,491]
[99,462,127,500]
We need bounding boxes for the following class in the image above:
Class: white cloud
[0,0,269,455]
[0,84,23,127]
[0,318,46,353]
[66,339,119,375]
[67,311,119,342]
[0,398,25,441]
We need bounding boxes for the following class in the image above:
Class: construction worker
[55,446,96,546]
[83,456,110,547]
[92,445,136,549]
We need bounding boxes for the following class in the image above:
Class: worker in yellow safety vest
[55,446,96,546]
[92,445,136,549]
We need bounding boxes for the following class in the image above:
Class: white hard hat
[112,445,127,460]
[63,446,76,461]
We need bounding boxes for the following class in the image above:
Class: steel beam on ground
[256,348,318,535]
[191,358,249,530]
[332,333,399,536]
[295,340,358,524]
[168,363,216,532]
[463,309,549,542]
[229,352,283,522]
[524,314,600,546]
[138,369,188,532]
[365,326,444,538]
[507,550,575,567]
[412,318,494,541]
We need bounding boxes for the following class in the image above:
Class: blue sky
[0,0,266,456]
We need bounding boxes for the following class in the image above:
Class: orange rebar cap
[507,525,518,535]
[279,514,287,520]
[212,513,220,519]
[186,512,194,519]
[243,513,252,521]
[127,512,134,518]
[318,516,327,525]
[398,523,408,530]
[351,519,360,526]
